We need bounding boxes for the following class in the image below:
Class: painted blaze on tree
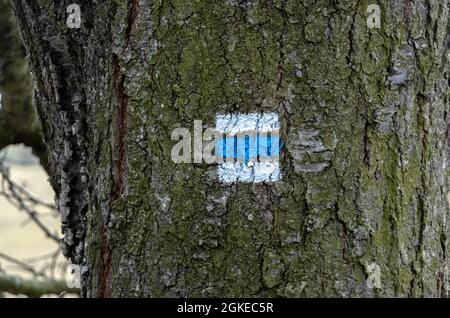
[171,112,281,183]
[11,0,450,297]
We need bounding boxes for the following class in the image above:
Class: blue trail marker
[215,113,281,183]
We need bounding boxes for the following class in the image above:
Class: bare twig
[0,162,59,243]
[0,252,45,278]
[23,249,61,264]
[8,177,55,209]
[0,155,71,297]
[0,161,54,209]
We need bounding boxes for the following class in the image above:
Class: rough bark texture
[12,0,450,297]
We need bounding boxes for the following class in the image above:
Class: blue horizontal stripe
[216,135,281,161]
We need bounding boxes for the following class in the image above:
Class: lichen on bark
[12,0,450,297]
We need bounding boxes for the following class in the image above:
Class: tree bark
[12,0,450,297]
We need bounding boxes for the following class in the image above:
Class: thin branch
[0,271,79,297]
[0,251,45,278]
[0,160,54,209]
[22,249,61,264]
[0,163,59,243]
[7,176,55,209]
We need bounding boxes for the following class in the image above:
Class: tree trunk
[12,0,450,297]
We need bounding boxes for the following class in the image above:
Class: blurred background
[0,0,77,297]
[0,0,78,297]
[0,145,75,297]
